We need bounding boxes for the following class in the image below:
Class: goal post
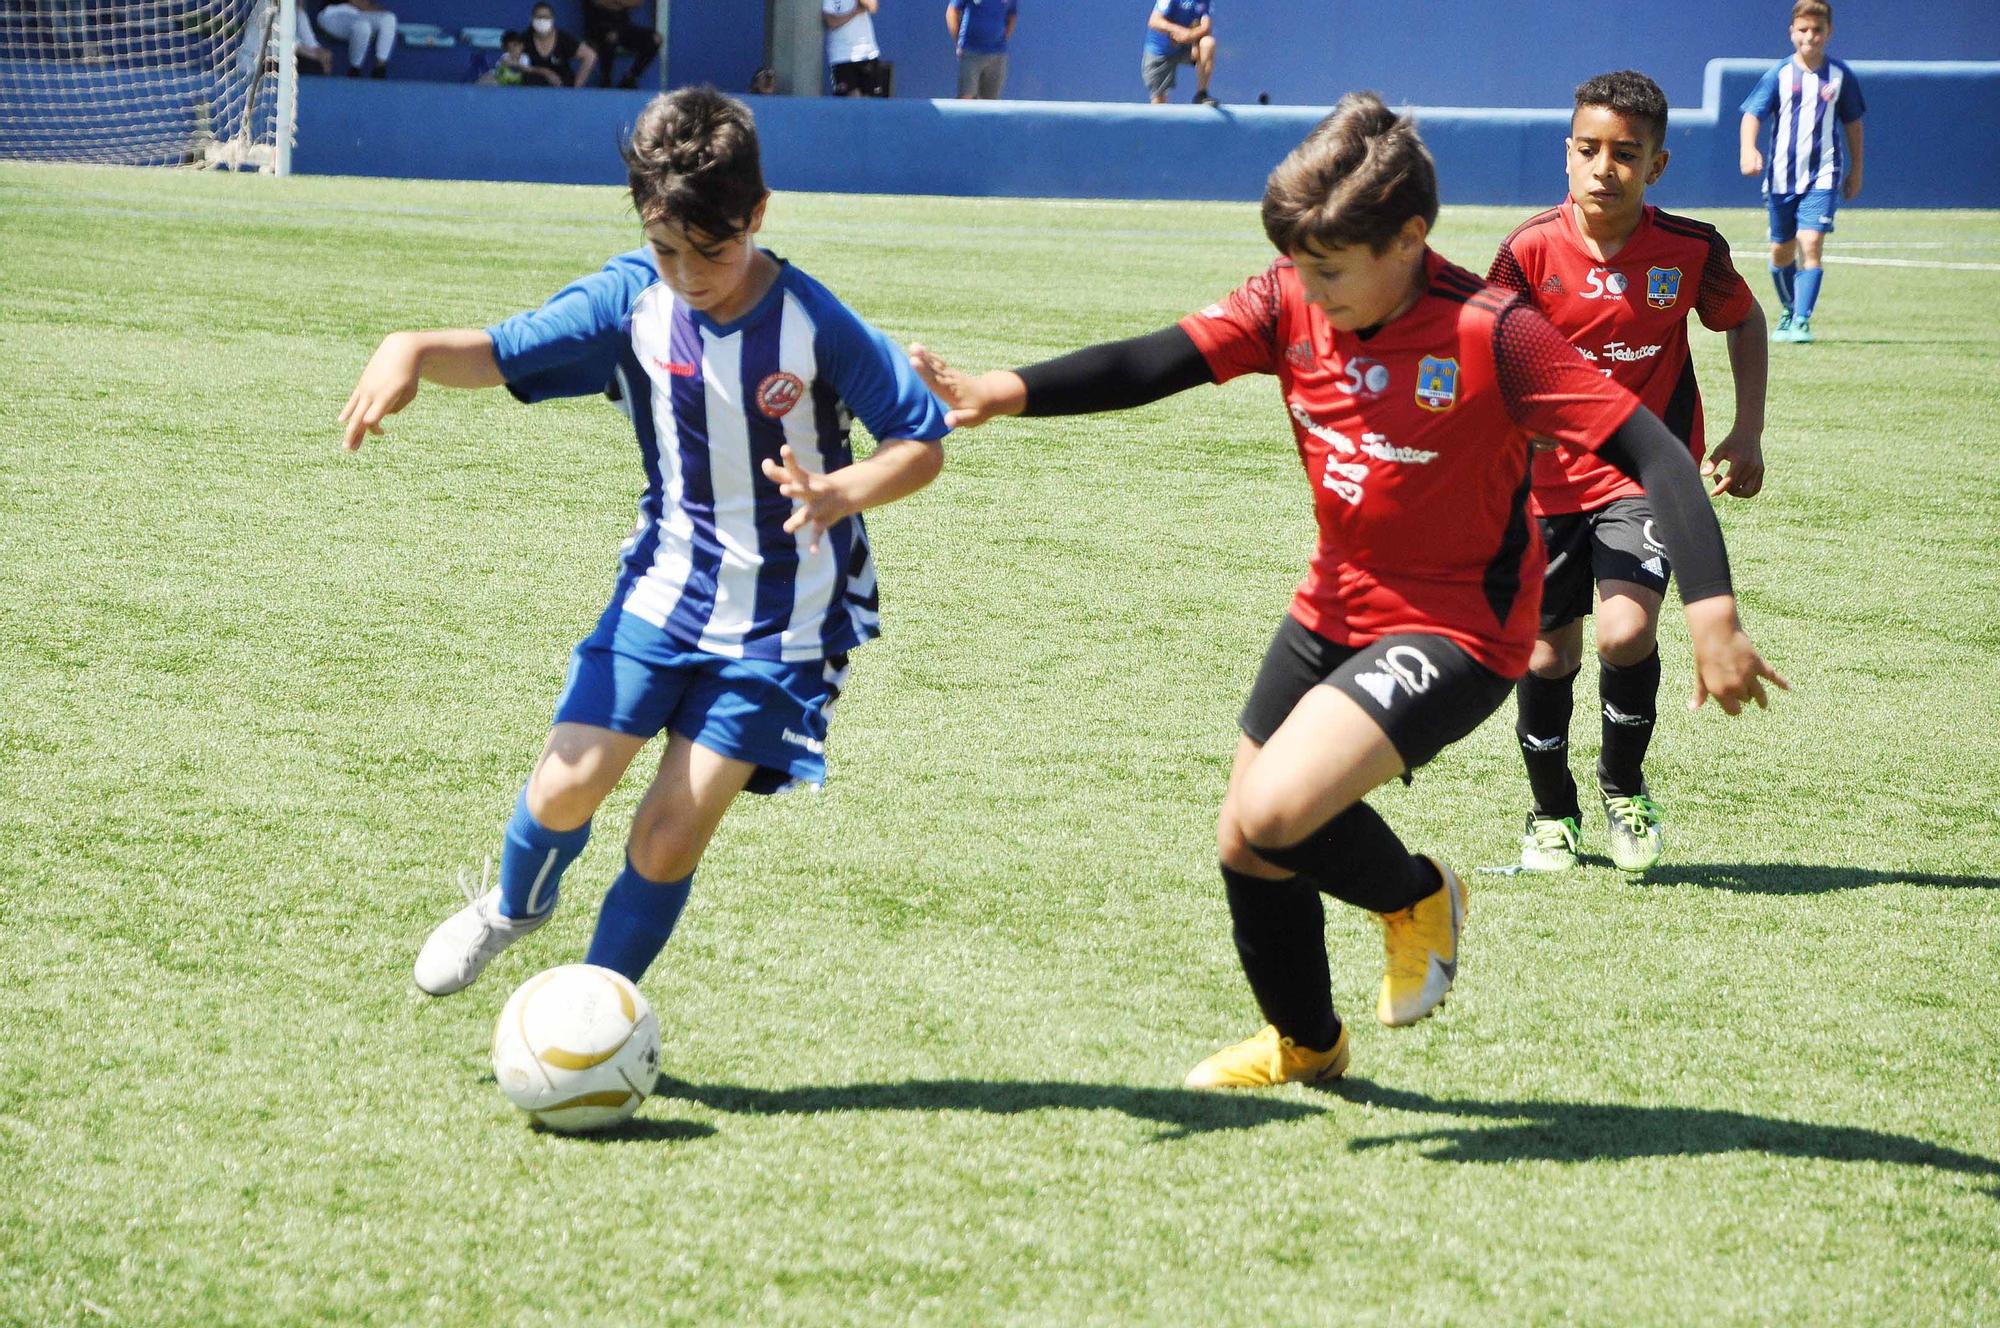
[0,0,299,172]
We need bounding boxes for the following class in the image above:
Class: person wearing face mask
[521,2,597,87]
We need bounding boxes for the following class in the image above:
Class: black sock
[1246,800,1438,914]
[1597,649,1661,798]
[1515,666,1581,819]
[1221,866,1339,1050]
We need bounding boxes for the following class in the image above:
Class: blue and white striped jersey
[1741,56,1866,196]
[488,251,949,664]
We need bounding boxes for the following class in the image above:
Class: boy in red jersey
[911,93,1785,1089]
[1488,71,1769,874]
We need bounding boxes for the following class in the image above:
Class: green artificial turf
[1,163,1996,1326]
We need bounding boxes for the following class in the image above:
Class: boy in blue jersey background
[1143,0,1215,105]
[1739,0,1865,344]
[340,87,949,996]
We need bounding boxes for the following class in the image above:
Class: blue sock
[583,858,694,982]
[498,789,591,920]
[1768,262,1797,314]
[1793,266,1824,320]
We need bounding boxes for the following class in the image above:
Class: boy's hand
[1843,168,1863,201]
[339,333,422,452]
[761,443,854,553]
[1685,596,1790,715]
[907,343,1025,429]
[1740,147,1763,177]
[1702,428,1766,498]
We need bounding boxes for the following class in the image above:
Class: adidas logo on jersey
[1539,274,1564,294]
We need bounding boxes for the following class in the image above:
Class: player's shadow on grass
[1637,862,2000,894]
[1334,1080,2000,1196]
[654,1076,1324,1140]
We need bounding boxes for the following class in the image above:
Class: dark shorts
[1538,495,1672,631]
[1141,46,1192,97]
[1239,616,1513,772]
[830,57,889,96]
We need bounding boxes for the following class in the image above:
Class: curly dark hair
[1261,92,1438,256]
[623,86,767,239]
[1572,70,1670,150]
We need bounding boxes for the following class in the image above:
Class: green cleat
[1789,316,1813,344]
[1771,311,1795,342]
[1602,789,1664,872]
[1520,813,1581,872]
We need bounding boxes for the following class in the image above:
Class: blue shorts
[552,642,850,795]
[1767,189,1839,243]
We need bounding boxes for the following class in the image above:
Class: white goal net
[0,0,297,170]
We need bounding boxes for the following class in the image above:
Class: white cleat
[414,868,551,996]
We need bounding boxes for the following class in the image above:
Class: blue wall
[342,0,1998,104]
[868,0,1999,107]
[295,60,2000,210]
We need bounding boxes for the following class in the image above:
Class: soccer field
[2,163,1997,1326]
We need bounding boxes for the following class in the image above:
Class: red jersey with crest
[1488,202,1756,517]
[1178,249,1640,677]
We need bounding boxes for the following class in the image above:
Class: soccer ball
[492,964,660,1133]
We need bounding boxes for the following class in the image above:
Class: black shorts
[1239,616,1513,772]
[1538,495,1672,631]
[830,57,890,96]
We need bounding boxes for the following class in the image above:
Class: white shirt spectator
[822,0,879,64]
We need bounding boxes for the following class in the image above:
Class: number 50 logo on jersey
[1414,356,1458,411]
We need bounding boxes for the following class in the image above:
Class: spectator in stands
[749,65,779,94]
[475,28,531,83]
[1142,0,1216,106]
[317,0,398,78]
[946,0,1014,100]
[582,0,659,89]
[823,0,888,97]
[520,2,595,87]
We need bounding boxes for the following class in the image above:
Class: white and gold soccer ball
[492,964,660,1133]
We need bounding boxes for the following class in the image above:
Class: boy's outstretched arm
[1597,408,1789,714]
[1706,304,1769,498]
[1738,113,1764,177]
[761,439,943,553]
[340,329,504,452]
[909,326,1213,429]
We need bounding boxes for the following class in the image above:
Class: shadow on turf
[653,1076,1324,1140]
[1637,863,2000,894]
[1333,1080,2000,1195]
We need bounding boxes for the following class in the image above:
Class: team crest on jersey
[1645,266,1683,309]
[756,371,806,419]
[1414,356,1458,411]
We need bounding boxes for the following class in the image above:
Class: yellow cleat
[1184,1022,1350,1089]
[1375,856,1467,1027]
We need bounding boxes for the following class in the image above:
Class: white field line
[1731,249,2000,272]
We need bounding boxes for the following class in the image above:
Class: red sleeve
[1490,300,1640,451]
[1695,228,1757,332]
[1177,261,1287,384]
[1486,240,1531,295]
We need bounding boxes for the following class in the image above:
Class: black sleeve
[1596,409,1734,603]
[1014,326,1216,417]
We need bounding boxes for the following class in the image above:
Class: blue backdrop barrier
[329,0,1997,109]
[295,59,2000,210]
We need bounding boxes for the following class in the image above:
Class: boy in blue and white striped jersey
[340,87,949,996]
[1738,0,1865,344]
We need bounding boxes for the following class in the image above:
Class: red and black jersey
[1179,249,1639,677]
[1488,202,1756,517]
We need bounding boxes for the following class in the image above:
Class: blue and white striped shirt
[488,251,949,664]
[1741,56,1866,196]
